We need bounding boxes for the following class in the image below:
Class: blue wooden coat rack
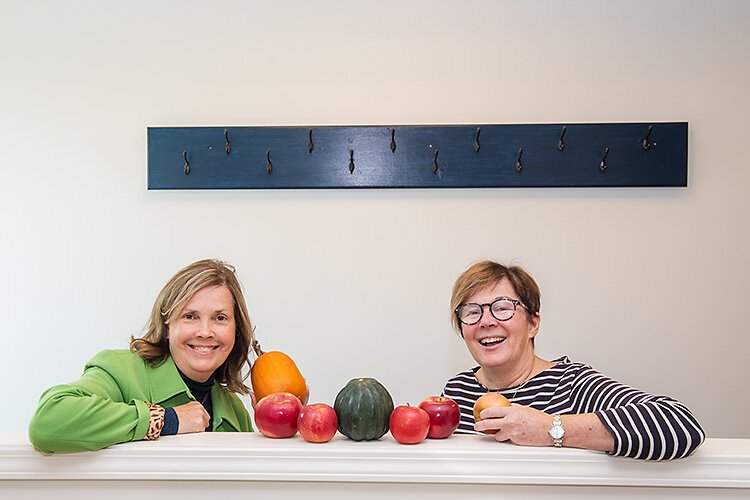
[147,123,687,189]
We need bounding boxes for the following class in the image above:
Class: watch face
[550,426,564,439]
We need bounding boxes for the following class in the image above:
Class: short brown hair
[450,261,541,338]
[130,259,256,394]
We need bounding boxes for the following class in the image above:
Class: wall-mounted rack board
[147,122,687,189]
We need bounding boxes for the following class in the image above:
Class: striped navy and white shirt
[442,356,705,460]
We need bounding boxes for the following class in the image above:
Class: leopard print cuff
[145,403,165,440]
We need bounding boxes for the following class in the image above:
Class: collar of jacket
[148,355,242,432]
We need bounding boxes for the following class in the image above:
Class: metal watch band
[551,414,564,447]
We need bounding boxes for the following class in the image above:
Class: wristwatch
[549,414,565,447]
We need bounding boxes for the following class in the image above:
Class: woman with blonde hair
[30,259,258,454]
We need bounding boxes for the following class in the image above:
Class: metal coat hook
[348,150,355,174]
[432,149,439,174]
[474,127,481,152]
[642,125,654,151]
[516,148,524,172]
[183,150,190,175]
[224,129,232,154]
[600,147,610,172]
[266,150,273,175]
[308,129,314,154]
[390,129,397,153]
[557,126,567,152]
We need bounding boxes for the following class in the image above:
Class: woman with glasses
[443,260,704,460]
[29,259,257,453]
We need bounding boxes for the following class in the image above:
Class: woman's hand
[475,404,615,452]
[474,404,554,446]
[173,401,211,434]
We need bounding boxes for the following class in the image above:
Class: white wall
[1,0,748,437]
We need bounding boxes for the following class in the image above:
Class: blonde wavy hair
[130,259,258,394]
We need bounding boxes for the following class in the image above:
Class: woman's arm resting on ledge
[475,405,614,452]
[28,366,150,454]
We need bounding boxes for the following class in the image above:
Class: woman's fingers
[173,401,211,434]
[475,405,553,446]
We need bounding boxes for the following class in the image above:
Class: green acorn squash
[334,377,394,441]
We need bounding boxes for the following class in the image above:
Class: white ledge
[2,433,749,489]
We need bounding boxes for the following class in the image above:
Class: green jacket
[29,349,253,454]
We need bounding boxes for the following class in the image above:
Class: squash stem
[251,338,265,358]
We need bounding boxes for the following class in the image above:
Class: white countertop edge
[2,433,749,488]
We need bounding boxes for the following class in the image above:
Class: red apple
[254,392,303,438]
[298,403,338,443]
[418,396,460,439]
[389,405,430,444]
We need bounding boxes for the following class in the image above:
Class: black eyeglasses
[455,297,526,325]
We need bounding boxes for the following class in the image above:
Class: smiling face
[460,279,540,374]
[168,284,236,382]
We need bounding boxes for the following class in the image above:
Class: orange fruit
[473,393,511,425]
